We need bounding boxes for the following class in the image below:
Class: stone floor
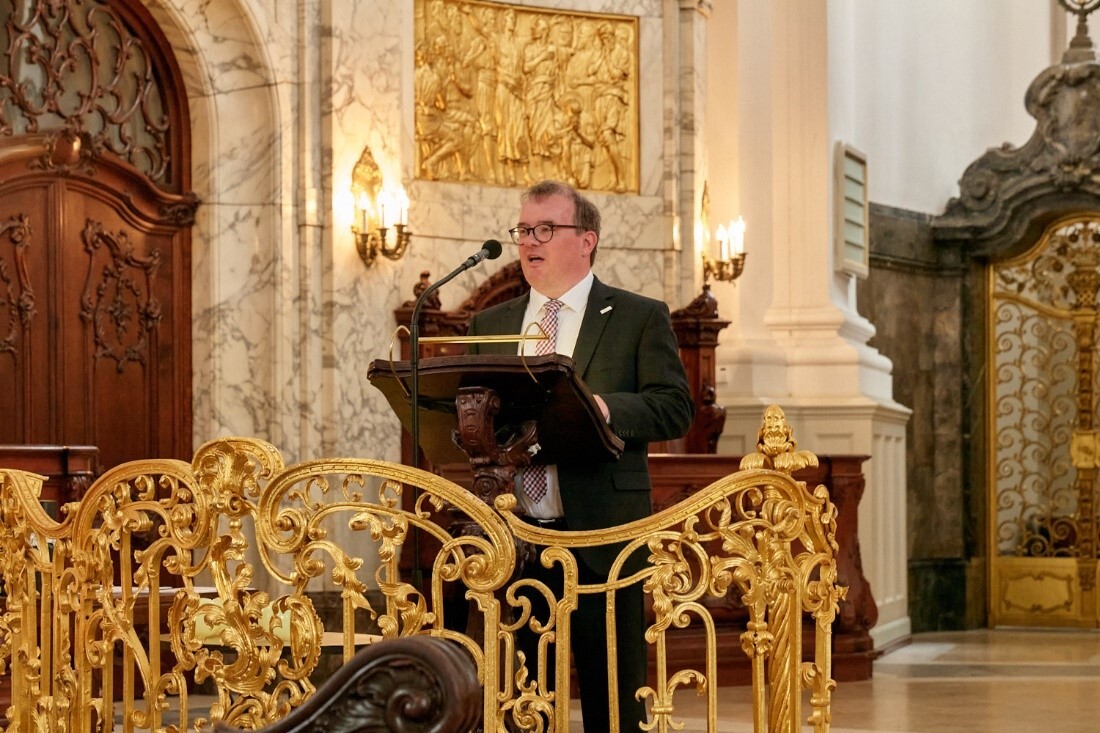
[596,628,1100,733]
[109,628,1099,732]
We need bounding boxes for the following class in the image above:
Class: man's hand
[594,395,610,422]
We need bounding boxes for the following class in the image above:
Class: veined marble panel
[152,0,692,467]
[156,0,280,94]
[138,0,709,593]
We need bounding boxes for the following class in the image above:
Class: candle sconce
[351,145,412,268]
[702,216,747,283]
[355,225,411,266]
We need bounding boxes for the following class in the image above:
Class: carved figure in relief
[415,1,635,193]
[415,40,447,175]
[522,17,558,181]
[556,93,596,190]
[459,4,499,181]
[564,21,599,112]
[425,0,447,39]
[590,23,632,192]
[421,35,478,179]
[495,9,528,187]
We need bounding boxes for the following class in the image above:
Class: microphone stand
[406,251,493,591]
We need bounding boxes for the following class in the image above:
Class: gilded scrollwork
[0,405,839,733]
[414,0,638,193]
[991,218,1100,562]
[498,407,838,733]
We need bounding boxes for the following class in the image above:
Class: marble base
[906,551,985,633]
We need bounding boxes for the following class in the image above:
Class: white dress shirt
[514,272,594,518]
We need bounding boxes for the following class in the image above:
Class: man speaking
[467,180,694,731]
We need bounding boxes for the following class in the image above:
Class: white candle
[731,216,745,255]
[397,188,409,226]
[357,193,371,230]
[715,224,729,262]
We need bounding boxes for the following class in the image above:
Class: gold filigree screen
[991,217,1100,559]
[414,0,639,193]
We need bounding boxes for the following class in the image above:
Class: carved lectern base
[453,385,537,505]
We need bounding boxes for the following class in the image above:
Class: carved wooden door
[0,1,197,471]
[989,215,1100,627]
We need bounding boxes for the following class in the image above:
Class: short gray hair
[522,180,601,263]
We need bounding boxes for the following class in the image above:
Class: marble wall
[141,0,707,470]
[857,202,982,632]
[129,0,923,636]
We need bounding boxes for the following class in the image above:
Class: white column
[711,0,912,647]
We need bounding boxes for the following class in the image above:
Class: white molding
[870,616,912,648]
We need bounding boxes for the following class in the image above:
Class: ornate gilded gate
[990,215,1100,626]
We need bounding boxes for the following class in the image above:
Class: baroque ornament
[0,0,173,184]
[936,0,1100,252]
[0,405,841,733]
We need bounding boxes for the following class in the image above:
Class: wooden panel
[0,182,53,444]
[0,0,196,471]
[0,138,195,470]
[0,444,98,516]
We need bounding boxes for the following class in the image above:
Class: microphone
[461,239,503,269]
[408,237,506,457]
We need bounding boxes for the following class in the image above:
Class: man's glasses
[508,223,583,245]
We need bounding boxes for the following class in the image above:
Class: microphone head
[483,239,503,260]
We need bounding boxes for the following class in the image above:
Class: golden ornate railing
[0,406,843,733]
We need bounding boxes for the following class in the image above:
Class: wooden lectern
[368,353,623,597]
[367,353,623,508]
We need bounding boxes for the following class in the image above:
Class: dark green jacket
[467,276,694,573]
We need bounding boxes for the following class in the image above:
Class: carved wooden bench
[215,636,481,733]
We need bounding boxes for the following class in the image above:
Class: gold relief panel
[414,0,639,193]
[993,558,1081,624]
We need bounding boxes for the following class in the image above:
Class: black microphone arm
[405,240,501,591]
[408,239,503,469]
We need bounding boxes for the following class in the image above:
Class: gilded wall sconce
[703,216,747,282]
[350,145,412,267]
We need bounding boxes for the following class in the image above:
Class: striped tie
[524,299,563,502]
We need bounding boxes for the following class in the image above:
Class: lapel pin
[600,305,613,314]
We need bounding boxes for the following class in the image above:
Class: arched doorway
[987,215,1100,626]
[933,15,1100,627]
[0,0,198,470]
